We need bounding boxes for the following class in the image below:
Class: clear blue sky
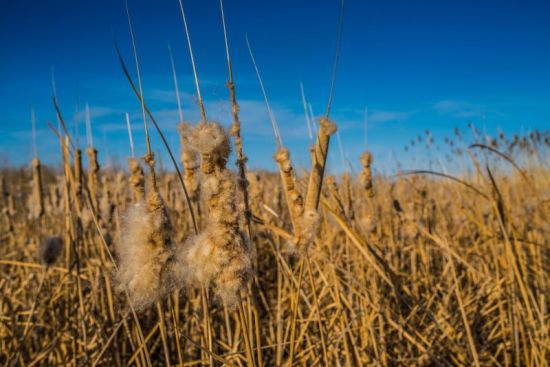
[1,0,548,173]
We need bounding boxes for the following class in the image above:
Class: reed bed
[1,1,549,365]
[0,129,548,366]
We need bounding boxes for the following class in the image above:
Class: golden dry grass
[0,132,548,366]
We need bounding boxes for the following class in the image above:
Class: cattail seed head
[128,157,145,201]
[274,147,304,233]
[28,157,44,219]
[171,122,251,307]
[359,151,374,197]
[177,123,201,202]
[304,117,337,212]
[190,122,231,172]
[115,189,172,311]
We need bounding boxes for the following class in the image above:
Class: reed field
[1,1,549,366]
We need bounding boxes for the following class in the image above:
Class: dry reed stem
[86,147,100,211]
[30,158,44,219]
[73,149,83,202]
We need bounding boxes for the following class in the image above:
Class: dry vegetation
[1,1,549,366]
[1,126,549,366]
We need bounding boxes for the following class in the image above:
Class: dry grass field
[0,126,548,366]
[0,1,549,366]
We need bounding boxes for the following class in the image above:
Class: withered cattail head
[359,151,374,197]
[177,123,201,202]
[39,236,63,267]
[170,121,252,307]
[360,151,373,167]
[190,122,231,172]
[115,190,172,311]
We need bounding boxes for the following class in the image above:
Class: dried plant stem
[31,158,44,218]
[238,300,256,367]
[155,302,171,366]
[221,0,252,239]
[220,6,263,364]
[288,258,305,366]
[177,0,206,123]
[305,255,328,366]
[8,268,47,366]
[86,147,100,211]
[73,149,83,202]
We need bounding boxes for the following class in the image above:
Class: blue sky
[0,0,549,173]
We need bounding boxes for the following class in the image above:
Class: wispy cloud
[74,106,123,122]
[116,98,310,142]
[368,110,413,123]
[433,100,484,118]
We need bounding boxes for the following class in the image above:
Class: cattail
[274,148,304,234]
[305,116,337,211]
[115,189,172,311]
[39,236,63,267]
[326,175,346,217]
[99,177,114,225]
[30,158,44,219]
[128,157,145,202]
[172,122,251,307]
[0,175,7,207]
[359,151,374,198]
[86,147,100,210]
[1,177,12,232]
[246,172,264,216]
[341,172,354,220]
[177,123,200,203]
[74,149,83,202]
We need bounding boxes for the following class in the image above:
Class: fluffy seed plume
[177,123,200,202]
[115,190,172,311]
[39,236,63,267]
[172,122,251,307]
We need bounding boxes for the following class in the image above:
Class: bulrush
[359,151,374,198]
[177,123,200,203]
[128,157,145,202]
[304,116,337,211]
[115,188,172,311]
[273,147,321,251]
[74,149,83,202]
[29,158,44,219]
[86,147,100,210]
[274,147,304,234]
[172,122,251,307]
